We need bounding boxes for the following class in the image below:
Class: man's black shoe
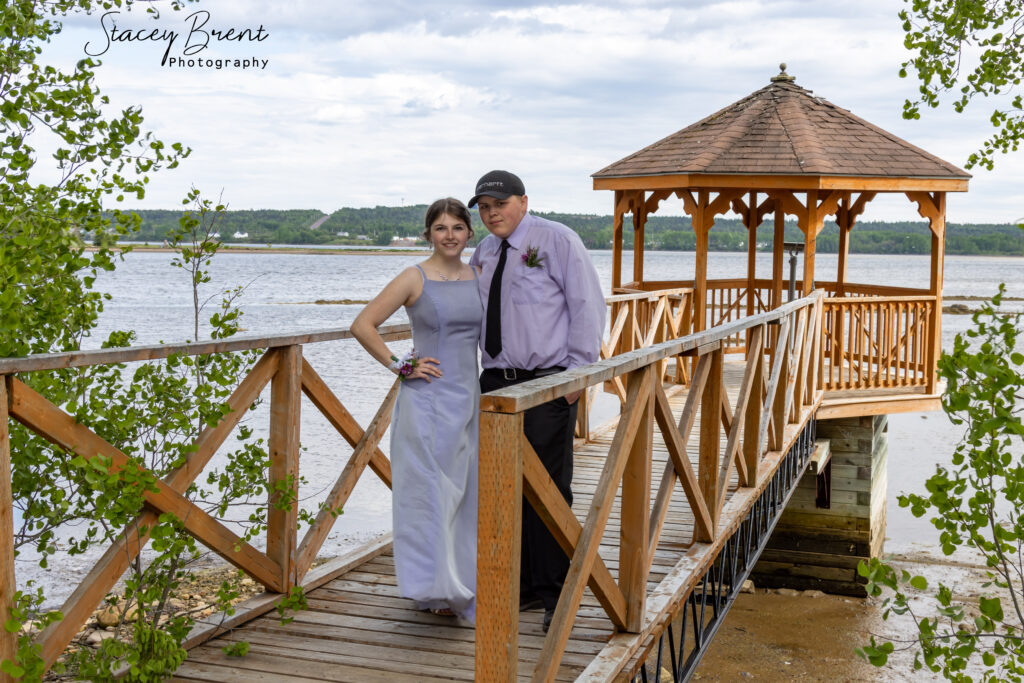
[520,595,544,612]
[542,608,554,633]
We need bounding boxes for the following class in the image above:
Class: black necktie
[485,240,510,359]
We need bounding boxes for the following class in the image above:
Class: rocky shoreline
[36,565,266,680]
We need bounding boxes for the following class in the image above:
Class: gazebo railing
[618,279,941,395]
[820,295,937,391]
[817,281,931,299]
[620,279,776,354]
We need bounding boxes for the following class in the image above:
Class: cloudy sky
[47,0,1023,223]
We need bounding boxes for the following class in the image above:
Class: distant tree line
[116,205,1024,256]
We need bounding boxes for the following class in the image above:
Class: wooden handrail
[475,291,826,681]
[483,293,822,413]
[605,287,692,304]
[824,295,937,304]
[0,288,693,375]
[0,324,414,374]
[818,280,930,297]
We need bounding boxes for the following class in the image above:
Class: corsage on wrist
[389,350,419,381]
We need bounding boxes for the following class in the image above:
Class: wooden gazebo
[592,65,970,415]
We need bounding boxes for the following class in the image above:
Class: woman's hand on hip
[403,357,442,382]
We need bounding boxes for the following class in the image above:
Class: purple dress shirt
[469,212,605,371]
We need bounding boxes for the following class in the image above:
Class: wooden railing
[619,279,776,354]
[0,325,413,674]
[818,281,930,299]
[621,279,941,395]
[0,280,930,679]
[603,287,693,386]
[821,295,937,391]
[475,292,825,682]
[0,288,699,676]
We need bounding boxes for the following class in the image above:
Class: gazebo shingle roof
[593,78,970,180]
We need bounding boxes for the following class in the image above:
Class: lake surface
[15,249,1024,606]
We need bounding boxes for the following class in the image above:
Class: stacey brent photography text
[83,9,270,70]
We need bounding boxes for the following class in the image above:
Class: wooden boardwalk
[173,367,765,682]
[1,291,828,682]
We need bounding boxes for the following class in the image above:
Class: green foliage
[2,0,192,563]
[858,286,1024,680]
[1,1,197,676]
[275,587,308,626]
[4,585,64,681]
[0,2,314,679]
[73,616,189,683]
[126,208,328,245]
[221,641,250,658]
[126,206,1024,255]
[899,0,1024,169]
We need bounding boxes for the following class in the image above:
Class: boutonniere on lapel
[522,245,544,268]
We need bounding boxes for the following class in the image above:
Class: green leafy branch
[858,286,1024,680]
[899,0,1024,169]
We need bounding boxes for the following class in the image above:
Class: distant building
[356,235,369,241]
[232,231,248,239]
[337,231,350,237]
[391,236,419,247]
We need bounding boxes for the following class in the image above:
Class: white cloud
[33,0,1023,223]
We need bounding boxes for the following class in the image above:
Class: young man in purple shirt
[468,170,605,632]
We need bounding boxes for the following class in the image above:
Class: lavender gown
[389,265,482,621]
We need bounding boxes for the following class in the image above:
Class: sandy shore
[696,549,992,681]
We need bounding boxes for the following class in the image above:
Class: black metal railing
[631,416,817,682]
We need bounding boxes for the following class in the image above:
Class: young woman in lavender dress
[351,198,482,621]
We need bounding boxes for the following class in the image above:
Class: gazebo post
[745,191,758,316]
[771,206,784,309]
[612,190,624,290]
[802,190,818,296]
[836,196,851,297]
[927,193,946,394]
[633,192,646,286]
[693,190,709,332]
[905,190,947,394]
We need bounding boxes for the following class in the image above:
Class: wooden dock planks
[171,365,766,682]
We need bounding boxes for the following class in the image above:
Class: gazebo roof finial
[771,63,795,83]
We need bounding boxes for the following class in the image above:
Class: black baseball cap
[468,170,526,208]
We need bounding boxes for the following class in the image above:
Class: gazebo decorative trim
[593,174,969,192]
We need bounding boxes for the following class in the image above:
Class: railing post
[743,328,765,483]
[574,387,591,441]
[268,345,302,591]
[1,377,16,683]
[620,366,652,631]
[770,319,792,452]
[699,346,724,531]
[476,410,523,683]
[625,300,637,354]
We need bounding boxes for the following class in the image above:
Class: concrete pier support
[753,414,888,596]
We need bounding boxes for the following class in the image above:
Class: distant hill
[117,206,1024,256]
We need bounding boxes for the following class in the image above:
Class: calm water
[16,249,1024,605]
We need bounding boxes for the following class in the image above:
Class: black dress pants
[480,370,577,609]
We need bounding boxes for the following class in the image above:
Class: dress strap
[414,264,427,281]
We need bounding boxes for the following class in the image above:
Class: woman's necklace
[435,268,462,281]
